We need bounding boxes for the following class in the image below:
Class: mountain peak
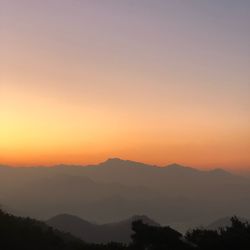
[100,158,153,168]
[166,163,186,168]
[100,158,127,166]
[105,158,124,163]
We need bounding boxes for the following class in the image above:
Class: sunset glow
[1,0,249,170]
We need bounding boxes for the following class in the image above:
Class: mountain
[1,158,250,230]
[0,173,155,220]
[47,214,159,244]
[52,159,246,200]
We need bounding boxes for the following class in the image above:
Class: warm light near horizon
[1,1,249,170]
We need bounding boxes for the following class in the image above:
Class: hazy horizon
[0,157,249,176]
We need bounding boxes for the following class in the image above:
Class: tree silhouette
[220,216,250,249]
[186,228,221,249]
[131,220,193,250]
[186,216,250,250]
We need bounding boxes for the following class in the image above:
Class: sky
[0,0,250,169]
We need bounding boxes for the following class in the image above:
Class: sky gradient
[1,0,250,169]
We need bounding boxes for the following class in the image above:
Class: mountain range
[1,158,250,231]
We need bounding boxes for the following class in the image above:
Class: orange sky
[1,1,250,170]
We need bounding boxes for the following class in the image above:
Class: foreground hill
[0,209,86,250]
[47,214,159,244]
[1,209,250,250]
[0,209,192,249]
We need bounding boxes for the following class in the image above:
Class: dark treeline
[131,218,250,250]
[1,209,250,250]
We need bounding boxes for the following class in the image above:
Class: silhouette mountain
[46,214,159,243]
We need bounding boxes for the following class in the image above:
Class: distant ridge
[0,158,235,176]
